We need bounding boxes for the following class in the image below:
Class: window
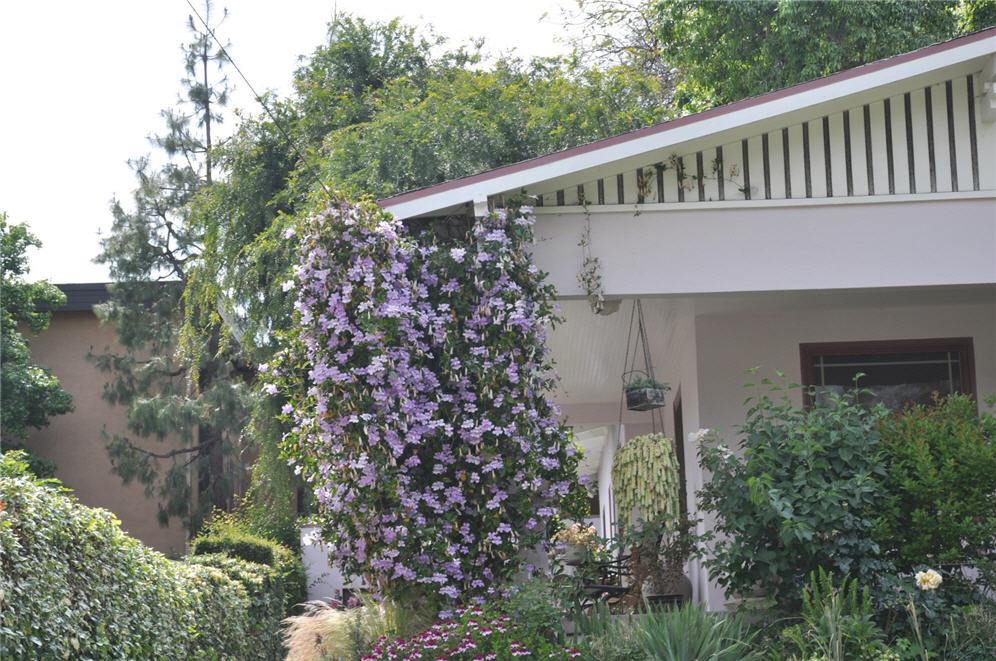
[800,338,976,411]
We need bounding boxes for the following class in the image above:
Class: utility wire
[184,0,334,200]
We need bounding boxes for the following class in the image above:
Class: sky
[0,1,575,284]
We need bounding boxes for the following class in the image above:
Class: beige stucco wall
[22,310,188,555]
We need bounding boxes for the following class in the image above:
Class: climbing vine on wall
[265,197,584,606]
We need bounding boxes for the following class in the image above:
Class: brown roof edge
[379,26,996,208]
[55,283,112,311]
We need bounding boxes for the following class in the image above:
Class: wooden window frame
[799,337,976,407]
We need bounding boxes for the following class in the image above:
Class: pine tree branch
[123,437,211,460]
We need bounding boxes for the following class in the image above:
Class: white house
[381,28,996,609]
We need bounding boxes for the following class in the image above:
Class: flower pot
[561,543,588,566]
[625,387,666,411]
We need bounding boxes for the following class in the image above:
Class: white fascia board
[383,35,996,220]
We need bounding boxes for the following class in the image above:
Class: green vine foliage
[611,433,681,529]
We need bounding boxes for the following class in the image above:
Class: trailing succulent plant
[611,433,691,603]
[610,433,681,529]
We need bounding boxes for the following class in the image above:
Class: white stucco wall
[532,196,996,298]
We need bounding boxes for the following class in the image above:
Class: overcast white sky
[0,1,574,284]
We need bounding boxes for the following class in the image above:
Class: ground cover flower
[361,605,581,661]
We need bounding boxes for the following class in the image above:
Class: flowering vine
[265,198,583,605]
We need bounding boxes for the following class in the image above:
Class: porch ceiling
[548,298,684,404]
[546,284,995,404]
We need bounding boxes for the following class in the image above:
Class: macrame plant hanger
[619,298,667,437]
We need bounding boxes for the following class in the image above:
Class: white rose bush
[265,197,584,607]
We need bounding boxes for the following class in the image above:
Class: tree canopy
[1,214,73,475]
[655,0,996,111]
[92,0,250,530]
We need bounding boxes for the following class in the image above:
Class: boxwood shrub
[192,519,307,612]
[0,451,288,660]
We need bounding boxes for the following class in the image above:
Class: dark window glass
[801,338,975,412]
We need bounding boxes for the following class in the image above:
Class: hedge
[0,451,290,660]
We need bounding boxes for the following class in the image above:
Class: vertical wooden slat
[577,184,586,204]
[967,74,980,191]
[849,106,869,196]
[946,80,958,191]
[656,164,665,203]
[623,169,639,204]
[761,134,771,199]
[925,86,937,192]
[863,105,875,195]
[767,129,786,199]
[803,121,813,197]
[904,92,916,193]
[929,83,952,192]
[696,151,706,201]
[636,169,644,204]
[675,157,685,202]
[782,127,792,198]
[715,146,725,201]
[867,101,889,197]
[822,116,834,197]
[741,139,752,200]
[843,110,854,195]
[888,95,910,195]
[597,178,605,205]
[747,136,765,200]
[616,173,625,204]
[949,77,973,193]
[884,98,896,194]
[556,189,565,206]
[721,141,744,198]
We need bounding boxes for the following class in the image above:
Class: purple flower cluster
[266,200,581,602]
[362,605,582,661]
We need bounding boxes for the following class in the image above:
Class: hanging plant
[611,432,689,604]
[623,376,670,411]
[621,300,669,411]
[577,199,605,314]
[610,433,681,530]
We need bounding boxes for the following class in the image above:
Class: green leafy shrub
[193,516,307,612]
[698,372,892,610]
[872,394,996,594]
[0,452,281,660]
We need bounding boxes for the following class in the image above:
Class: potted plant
[549,522,601,566]
[623,376,670,411]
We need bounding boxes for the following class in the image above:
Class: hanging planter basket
[621,299,670,411]
[625,384,669,411]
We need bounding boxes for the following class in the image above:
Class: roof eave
[381,28,996,220]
